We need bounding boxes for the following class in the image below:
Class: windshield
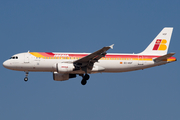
[10,56,18,59]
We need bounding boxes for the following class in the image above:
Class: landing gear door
[138,55,143,65]
[24,53,29,63]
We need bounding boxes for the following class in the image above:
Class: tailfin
[140,27,173,55]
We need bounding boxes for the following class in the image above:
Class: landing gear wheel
[81,80,87,85]
[24,77,28,82]
[79,73,90,85]
[84,74,90,80]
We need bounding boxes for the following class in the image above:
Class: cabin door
[24,54,29,63]
[138,55,143,65]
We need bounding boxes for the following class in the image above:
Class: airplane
[3,27,177,85]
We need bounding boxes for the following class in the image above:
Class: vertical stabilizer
[140,27,173,55]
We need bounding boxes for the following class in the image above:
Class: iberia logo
[153,39,167,51]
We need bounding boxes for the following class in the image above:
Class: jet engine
[55,63,75,73]
[53,72,76,81]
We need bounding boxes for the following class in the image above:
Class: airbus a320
[3,27,177,85]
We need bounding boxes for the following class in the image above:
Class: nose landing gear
[24,72,29,82]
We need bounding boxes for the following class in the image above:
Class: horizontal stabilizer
[154,53,175,62]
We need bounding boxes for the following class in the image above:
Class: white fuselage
[3,52,173,74]
[2,27,176,85]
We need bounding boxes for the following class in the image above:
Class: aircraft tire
[81,79,87,85]
[84,74,90,80]
[24,77,28,82]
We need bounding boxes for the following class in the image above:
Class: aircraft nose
[3,60,10,69]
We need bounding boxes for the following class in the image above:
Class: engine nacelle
[56,63,75,73]
[53,72,76,81]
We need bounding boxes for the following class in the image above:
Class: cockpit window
[10,56,18,59]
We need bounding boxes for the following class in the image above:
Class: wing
[73,44,114,70]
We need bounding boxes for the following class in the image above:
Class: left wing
[73,44,114,70]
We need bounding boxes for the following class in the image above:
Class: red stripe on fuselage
[36,52,162,58]
[33,52,176,61]
[38,52,55,57]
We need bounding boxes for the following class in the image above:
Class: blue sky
[0,0,179,120]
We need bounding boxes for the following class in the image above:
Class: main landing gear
[80,74,90,85]
[24,72,29,82]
